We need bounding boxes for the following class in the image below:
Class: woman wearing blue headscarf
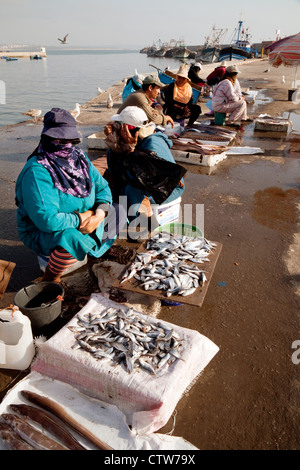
[15,108,127,282]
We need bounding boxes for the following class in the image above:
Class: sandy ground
[1,57,300,450]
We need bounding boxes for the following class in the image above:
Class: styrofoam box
[254,119,289,132]
[152,197,181,226]
[171,149,227,167]
[37,254,87,275]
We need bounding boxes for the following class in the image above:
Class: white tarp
[0,372,197,450]
[31,294,219,435]
[226,146,264,155]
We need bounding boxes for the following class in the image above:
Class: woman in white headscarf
[212,65,252,126]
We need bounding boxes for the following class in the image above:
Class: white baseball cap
[111,106,148,128]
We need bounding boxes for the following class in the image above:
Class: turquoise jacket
[15,154,113,261]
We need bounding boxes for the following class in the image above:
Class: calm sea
[0,48,182,128]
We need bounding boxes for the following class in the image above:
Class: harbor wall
[0,50,46,58]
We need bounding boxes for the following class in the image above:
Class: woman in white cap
[104,106,185,226]
[161,64,201,127]
[211,64,252,126]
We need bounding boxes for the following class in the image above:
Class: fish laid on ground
[1,413,69,450]
[0,422,34,450]
[68,304,185,375]
[10,404,86,450]
[20,390,113,451]
[121,232,215,297]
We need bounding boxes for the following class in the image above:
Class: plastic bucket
[154,222,203,238]
[14,282,64,330]
[214,112,226,125]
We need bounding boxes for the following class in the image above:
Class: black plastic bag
[120,149,186,205]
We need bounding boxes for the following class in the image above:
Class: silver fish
[70,306,185,375]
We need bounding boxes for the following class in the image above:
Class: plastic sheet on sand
[31,294,219,435]
[0,372,197,450]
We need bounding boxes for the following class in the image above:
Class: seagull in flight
[58,33,69,44]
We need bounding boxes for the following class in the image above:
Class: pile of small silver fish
[120,232,216,297]
[69,306,185,375]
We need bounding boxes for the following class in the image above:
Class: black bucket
[14,282,64,330]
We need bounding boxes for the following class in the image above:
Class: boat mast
[236,20,243,44]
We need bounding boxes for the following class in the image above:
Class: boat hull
[196,47,220,63]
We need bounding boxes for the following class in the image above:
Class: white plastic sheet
[226,146,264,155]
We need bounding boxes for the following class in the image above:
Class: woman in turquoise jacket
[105,106,185,222]
[15,108,127,282]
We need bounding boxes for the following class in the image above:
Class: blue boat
[6,57,18,61]
[218,20,258,61]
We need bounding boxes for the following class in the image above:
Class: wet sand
[1,58,300,450]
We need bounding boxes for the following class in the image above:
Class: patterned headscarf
[36,137,92,198]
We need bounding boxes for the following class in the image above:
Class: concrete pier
[0,47,46,58]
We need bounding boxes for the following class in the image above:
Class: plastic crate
[154,222,203,238]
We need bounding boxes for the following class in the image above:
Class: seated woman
[104,106,185,227]
[211,65,250,126]
[15,108,127,283]
[161,65,201,127]
[188,62,206,86]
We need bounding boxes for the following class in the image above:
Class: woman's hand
[78,209,106,234]
[165,115,174,127]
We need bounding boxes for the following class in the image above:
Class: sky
[1,0,300,49]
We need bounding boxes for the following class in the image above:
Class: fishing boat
[5,57,18,61]
[196,25,228,63]
[218,20,258,61]
[165,39,191,59]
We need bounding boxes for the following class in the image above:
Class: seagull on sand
[58,33,69,44]
[69,103,80,120]
[107,94,113,109]
[97,87,105,94]
[281,75,285,84]
[21,109,42,122]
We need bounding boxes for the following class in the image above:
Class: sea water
[0,49,182,128]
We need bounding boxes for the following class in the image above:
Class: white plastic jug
[0,306,35,370]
